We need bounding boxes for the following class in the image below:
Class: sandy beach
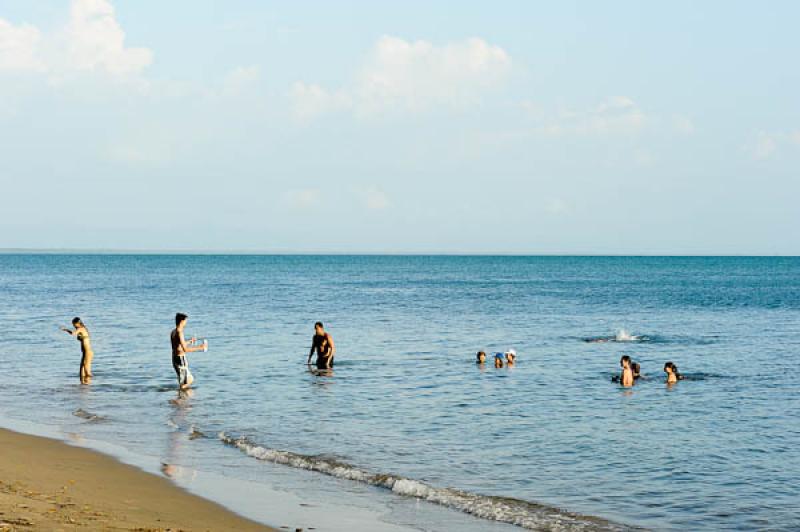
[0,428,274,531]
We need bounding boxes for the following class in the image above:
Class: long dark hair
[72,317,88,333]
[664,361,681,379]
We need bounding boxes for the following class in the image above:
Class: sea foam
[219,432,633,531]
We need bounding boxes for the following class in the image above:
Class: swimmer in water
[505,349,516,366]
[494,353,504,368]
[308,321,335,369]
[664,361,684,384]
[632,361,642,381]
[170,313,207,390]
[61,317,93,384]
[619,355,634,387]
[476,351,487,365]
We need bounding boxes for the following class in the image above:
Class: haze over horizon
[1,1,799,254]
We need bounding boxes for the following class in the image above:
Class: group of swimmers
[475,349,686,386]
[63,315,684,390]
[475,349,516,368]
[63,314,336,389]
[613,355,685,386]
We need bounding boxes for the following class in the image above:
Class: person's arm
[61,327,74,336]
[327,334,335,358]
[186,336,207,353]
[179,330,203,353]
[307,338,316,364]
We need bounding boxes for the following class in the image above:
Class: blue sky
[1,0,798,253]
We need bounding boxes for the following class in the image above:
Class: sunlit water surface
[0,255,798,530]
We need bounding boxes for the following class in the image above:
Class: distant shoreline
[0,249,796,257]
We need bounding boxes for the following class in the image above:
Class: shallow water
[0,255,798,530]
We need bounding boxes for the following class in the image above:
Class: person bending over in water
[664,361,684,384]
[476,351,487,365]
[308,321,335,369]
[505,349,516,366]
[619,355,634,387]
[61,317,93,384]
[170,313,206,390]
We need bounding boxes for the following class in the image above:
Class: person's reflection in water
[162,389,197,481]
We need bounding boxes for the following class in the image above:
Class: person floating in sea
[494,353,504,368]
[505,349,516,366]
[170,313,207,390]
[631,361,642,381]
[664,361,684,385]
[308,321,335,369]
[61,317,93,384]
[612,358,642,384]
[619,355,634,387]
[476,351,487,365]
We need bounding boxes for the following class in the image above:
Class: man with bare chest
[307,321,335,369]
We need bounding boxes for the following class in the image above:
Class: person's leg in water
[316,352,332,370]
[83,350,94,379]
[183,370,195,389]
[79,352,93,383]
[174,356,195,390]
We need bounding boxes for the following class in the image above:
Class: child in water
[505,349,516,366]
[494,353,504,368]
[631,362,642,381]
[664,361,684,384]
[476,351,487,365]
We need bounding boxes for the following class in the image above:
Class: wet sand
[0,428,275,531]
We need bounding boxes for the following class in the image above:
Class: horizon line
[0,248,797,257]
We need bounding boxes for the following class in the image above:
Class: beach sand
[0,428,275,531]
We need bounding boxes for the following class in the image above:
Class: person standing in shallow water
[308,322,335,369]
[61,317,93,384]
[171,313,206,390]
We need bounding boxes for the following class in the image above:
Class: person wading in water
[307,321,335,369]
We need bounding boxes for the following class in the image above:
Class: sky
[0,0,798,254]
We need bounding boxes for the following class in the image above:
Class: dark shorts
[172,355,191,386]
[316,354,334,369]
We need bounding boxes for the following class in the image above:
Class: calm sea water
[0,255,798,530]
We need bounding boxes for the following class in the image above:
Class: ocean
[0,255,798,531]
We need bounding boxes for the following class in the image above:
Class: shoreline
[0,427,275,531]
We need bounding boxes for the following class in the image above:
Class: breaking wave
[219,432,633,531]
[584,330,650,344]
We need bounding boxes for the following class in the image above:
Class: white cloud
[284,188,323,209]
[672,115,695,135]
[752,131,778,160]
[222,65,260,94]
[290,81,350,122]
[545,198,570,215]
[358,187,390,210]
[535,97,647,137]
[748,130,800,160]
[355,36,511,116]
[63,0,152,76]
[0,19,44,71]
[292,35,512,120]
[0,0,151,79]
